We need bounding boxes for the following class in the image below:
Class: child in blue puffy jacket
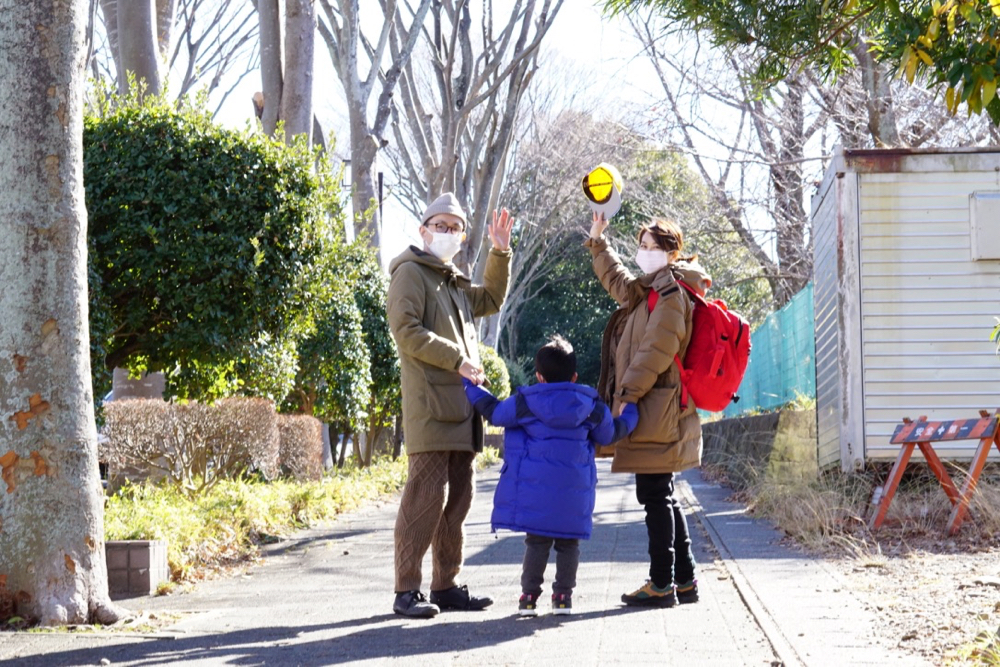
[463,335,637,616]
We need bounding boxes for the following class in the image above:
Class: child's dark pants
[636,472,697,588]
[520,533,580,596]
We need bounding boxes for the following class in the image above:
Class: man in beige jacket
[386,192,513,618]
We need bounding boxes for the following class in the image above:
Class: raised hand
[488,208,514,251]
[589,211,609,240]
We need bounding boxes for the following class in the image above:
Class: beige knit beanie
[421,192,467,227]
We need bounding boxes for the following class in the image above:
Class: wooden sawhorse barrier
[869,409,1000,536]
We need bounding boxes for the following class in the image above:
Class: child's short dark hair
[535,335,576,383]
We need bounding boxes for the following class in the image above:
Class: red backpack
[648,281,751,412]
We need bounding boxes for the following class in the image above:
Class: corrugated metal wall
[812,171,846,469]
[858,169,1000,460]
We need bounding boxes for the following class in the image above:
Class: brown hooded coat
[387,245,511,455]
[586,236,711,474]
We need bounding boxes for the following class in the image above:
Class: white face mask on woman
[428,232,463,262]
[635,248,670,275]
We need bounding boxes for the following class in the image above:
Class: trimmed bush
[479,342,511,400]
[85,93,342,402]
[278,414,324,481]
[102,398,279,495]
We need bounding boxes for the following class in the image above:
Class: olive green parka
[586,235,711,474]
[387,245,511,455]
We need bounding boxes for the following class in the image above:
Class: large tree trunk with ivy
[0,0,122,626]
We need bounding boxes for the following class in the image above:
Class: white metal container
[811,147,1000,471]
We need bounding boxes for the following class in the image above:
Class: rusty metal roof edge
[841,146,1000,173]
[844,146,1000,158]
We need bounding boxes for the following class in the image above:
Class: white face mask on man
[427,232,463,262]
[635,248,670,275]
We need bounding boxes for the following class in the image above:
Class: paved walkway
[0,462,929,666]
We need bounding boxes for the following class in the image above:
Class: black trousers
[635,473,697,588]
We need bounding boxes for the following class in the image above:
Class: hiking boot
[621,580,676,608]
[518,592,539,617]
[551,592,572,615]
[430,584,493,611]
[676,579,699,604]
[393,590,439,619]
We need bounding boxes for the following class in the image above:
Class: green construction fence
[721,282,816,418]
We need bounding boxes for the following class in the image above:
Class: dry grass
[745,463,1000,555]
[743,464,1000,664]
[949,626,1000,666]
[746,470,871,553]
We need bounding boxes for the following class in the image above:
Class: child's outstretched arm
[462,379,520,428]
[589,402,638,446]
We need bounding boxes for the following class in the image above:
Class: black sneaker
[552,592,572,615]
[518,592,539,617]
[429,584,493,610]
[676,579,699,604]
[393,590,439,618]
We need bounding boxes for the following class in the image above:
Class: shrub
[102,398,279,495]
[339,242,400,453]
[479,343,511,400]
[503,355,533,391]
[84,92,342,401]
[104,456,411,582]
[278,414,324,481]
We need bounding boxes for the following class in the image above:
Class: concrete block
[106,540,169,596]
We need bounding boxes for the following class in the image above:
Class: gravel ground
[829,536,1000,665]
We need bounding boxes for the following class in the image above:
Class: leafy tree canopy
[603,0,1000,123]
[85,92,341,401]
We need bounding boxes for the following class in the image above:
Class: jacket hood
[389,245,469,283]
[519,383,600,429]
[672,259,712,296]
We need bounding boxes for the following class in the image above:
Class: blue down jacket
[464,380,638,540]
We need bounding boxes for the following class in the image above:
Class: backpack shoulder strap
[672,281,698,411]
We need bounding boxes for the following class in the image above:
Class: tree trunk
[326,423,340,468]
[280,0,315,144]
[350,129,381,248]
[117,0,161,96]
[98,0,124,92]
[851,40,901,147]
[318,0,433,256]
[0,0,122,626]
[257,0,283,135]
[392,414,402,460]
[337,427,349,468]
[154,0,176,60]
[351,430,363,465]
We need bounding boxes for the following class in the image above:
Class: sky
[212,3,658,264]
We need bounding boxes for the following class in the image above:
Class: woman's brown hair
[636,218,697,262]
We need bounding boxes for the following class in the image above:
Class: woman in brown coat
[585,213,711,608]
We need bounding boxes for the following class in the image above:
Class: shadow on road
[7,606,648,667]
